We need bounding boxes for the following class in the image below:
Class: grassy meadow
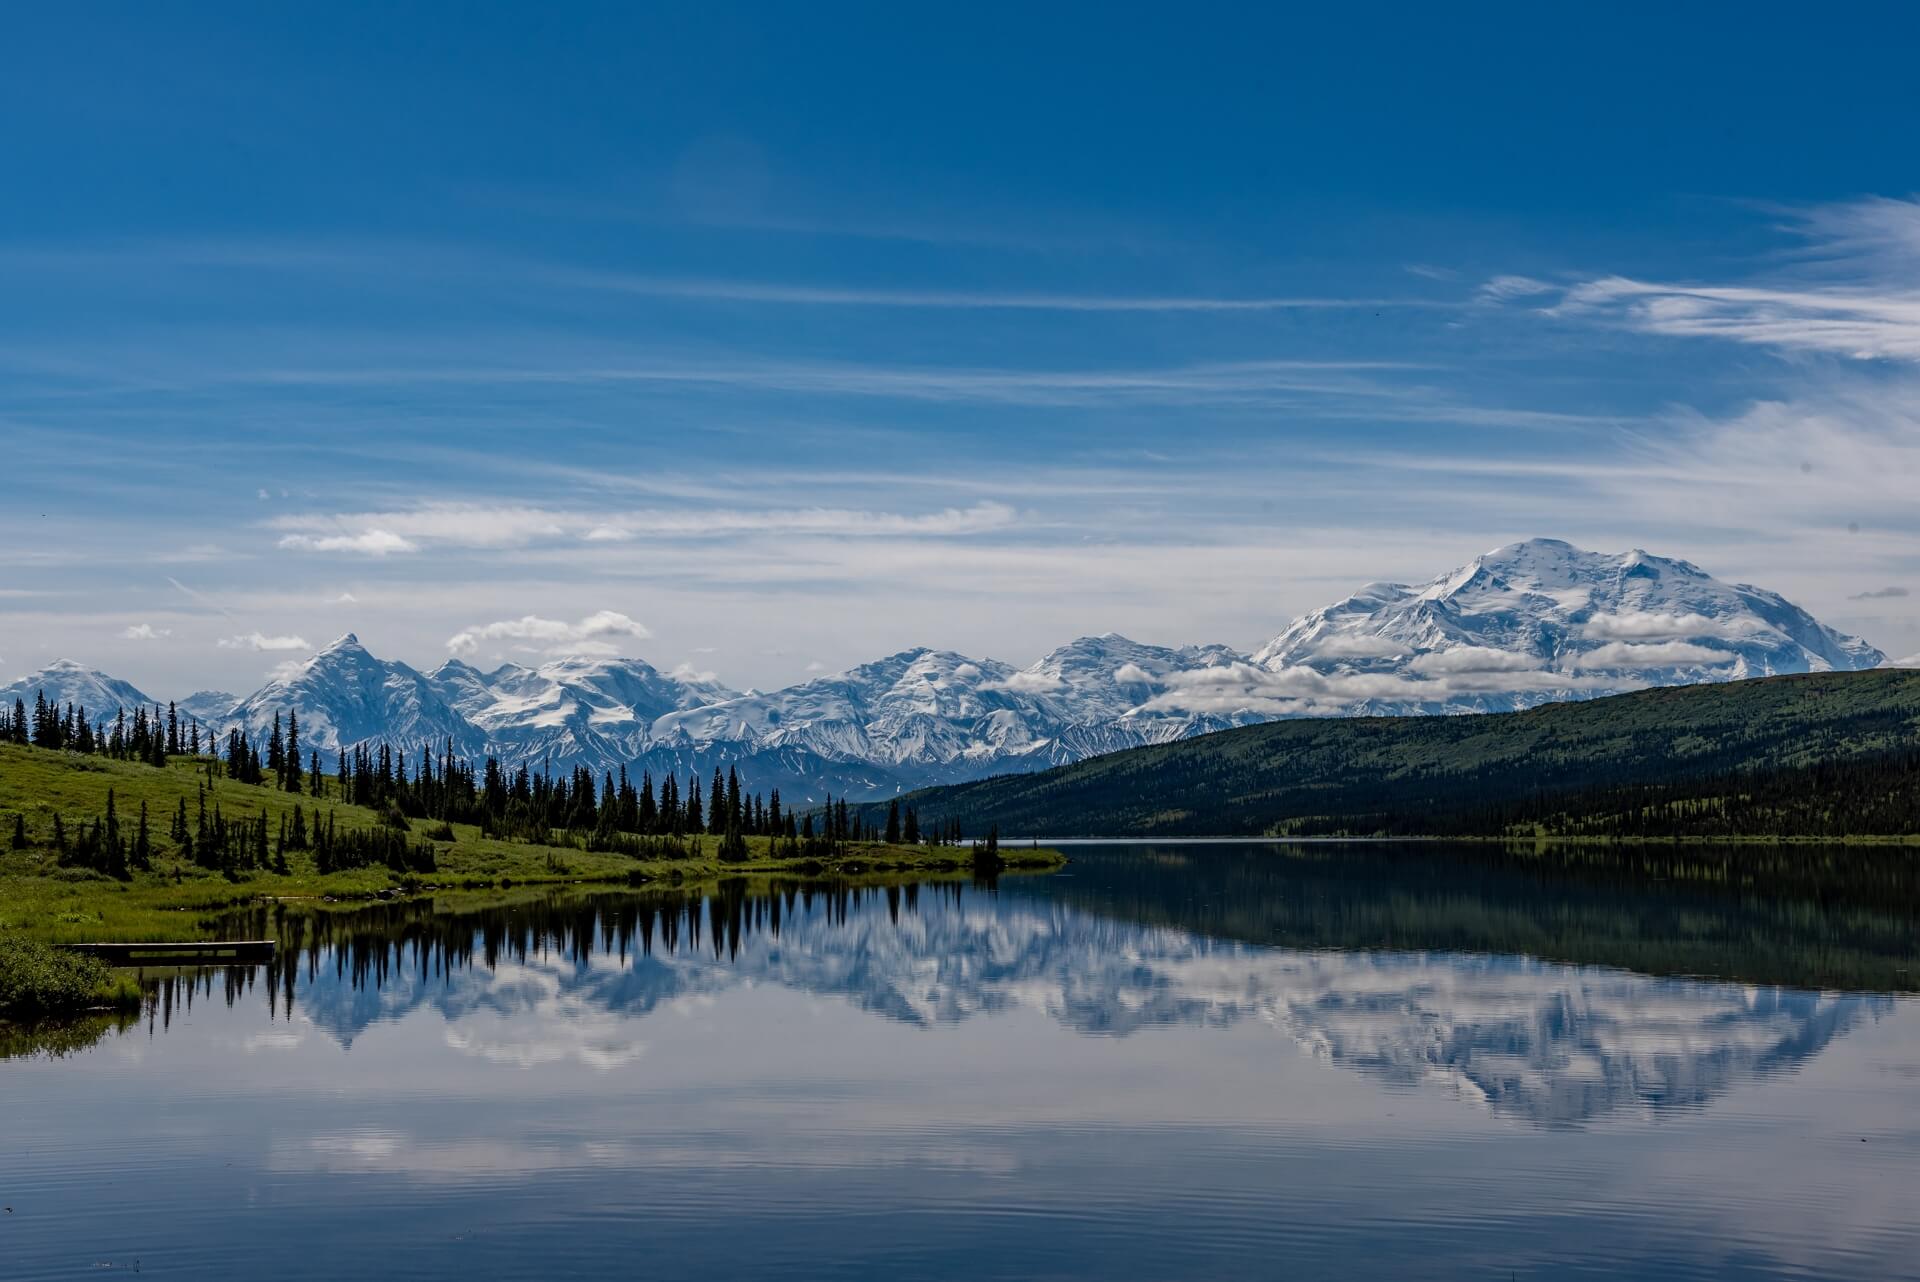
[0,741,1062,948]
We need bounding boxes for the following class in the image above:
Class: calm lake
[5,841,1919,1280]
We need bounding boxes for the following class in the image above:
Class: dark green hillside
[879,670,1920,839]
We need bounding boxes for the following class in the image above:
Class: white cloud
[1478,275,1555,302]
[277,529,418,556]
[1138,660,1624,718]
[986,670,1065,694]
[270,501,1018,552]
[561,272,1442,314]
[121,623,171,641]
[446,610,652,657]
[1554,275,1920,361]
[1542,198,1920,362]
[1573,641,1736,669]
[1311,634,1406,660]
[330,591,359,604]
[219,631,311,652]
[668,661,720,685]
[1406,646,1540,675]
[804,660,827,673]
[1582,610,1739,641]
[1890,652,1920,669]
[1849,586,1909,601]
[1112,662,1156,684]
[950,662,981,680]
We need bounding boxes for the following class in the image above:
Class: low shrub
[0,935,131,1018]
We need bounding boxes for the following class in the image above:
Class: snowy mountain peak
[0,661,158,716]
[1245,539,1885,717]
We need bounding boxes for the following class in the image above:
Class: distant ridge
[0,540,1888,798]
[870,670,1920,839]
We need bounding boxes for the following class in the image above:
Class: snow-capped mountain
[5,540,1888,795]
[227,633,487,758]
[177,690,240,724]
[1218,538,1886,717]
[651,635,1250,776]
[426,652,741,771]
[0,659,158,718]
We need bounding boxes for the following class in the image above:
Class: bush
[0,935,124,1018]
[421,821,457,842]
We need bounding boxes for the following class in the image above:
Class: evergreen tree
[638,771,658,833]
[884,799,901,845]
[285,710,302,791]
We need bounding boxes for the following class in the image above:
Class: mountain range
[2,539,1892,799]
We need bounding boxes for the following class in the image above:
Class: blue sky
[5,2,1920,693]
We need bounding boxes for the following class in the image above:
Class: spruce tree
[285,711,302,791]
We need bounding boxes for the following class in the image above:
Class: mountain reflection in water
[117,845,1903,1129]
[11,843,1920,1282]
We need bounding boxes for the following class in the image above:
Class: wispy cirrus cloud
[271,501,1019,553]
[1552,275,1920,360]
[552,270,1455,313]
[1522,197,1920,361]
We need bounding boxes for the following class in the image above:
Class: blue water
[4,843,1918,1280]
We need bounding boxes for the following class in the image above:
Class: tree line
[5,687,963,879]
[2,692,206,766]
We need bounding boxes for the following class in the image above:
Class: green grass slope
[0,743,1060,944]
[883,670,1920,839]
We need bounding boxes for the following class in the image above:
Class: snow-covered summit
[1240,538,1884,715]
[0,659,158,717]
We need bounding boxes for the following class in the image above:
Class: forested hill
[874,670,1920,839]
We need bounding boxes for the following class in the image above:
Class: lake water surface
[5,842,1919,1279]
